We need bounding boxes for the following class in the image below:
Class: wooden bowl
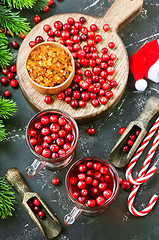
[25,42,75,94]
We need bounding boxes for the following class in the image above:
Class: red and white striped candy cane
[126,117,159,185]
[128,184,158,217]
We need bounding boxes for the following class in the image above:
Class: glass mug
[64,157,119,225]
[25,109,79,178]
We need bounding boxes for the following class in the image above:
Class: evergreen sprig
[0,5,31,36]
[0,177,16,219]
[1,0,48,11]
[0,97,17,119]
[0,120,6,142]
[0,33,12,68]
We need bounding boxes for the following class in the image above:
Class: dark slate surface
[0,0,159,239]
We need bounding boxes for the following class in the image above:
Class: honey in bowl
[25,42,75,94]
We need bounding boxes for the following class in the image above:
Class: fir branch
[0,5,31,36]
[0,177,16,219]
[0,33,12,68]
[0,97,17,119]
[0,120,6,142]
[1,0,36,10]
[33,0,48,11]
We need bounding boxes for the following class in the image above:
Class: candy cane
[128,185,158,216]
[126,117,159,185]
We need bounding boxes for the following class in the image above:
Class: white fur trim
[148,59,159,83]
[135,79,148,91]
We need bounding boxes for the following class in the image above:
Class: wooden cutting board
[16,0,143,123]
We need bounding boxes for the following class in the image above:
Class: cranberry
[78,173,86,181]
[63,143,71,151]
[67,134,74,142]
[103,189,112,198]
[77,181,86,189]
[43,24,51,32]
[95,34,102,43]
[105,90,113,99]
[34,122,42,129]
[30,138,37,145]
[94,171,101,179]
[92,66,101,75]
[108,42,115,49]
[70,177,77,185]
[63,23,71,31]
[57,38,65,45]
[41,127,50,136]
[90,93,97,99]
[54,30,60,37]
[78,196,86,204]
[96,58,102,65]
[100,62,107,69]
[43,5,50,12]
[92,179,98,187]
[129,135,136,141]
[73,90,80,99]
[119,127,126,135]
[1,68,10,75]
[11,41,19,49]
[51,133,58,140]
[87,31,95,39]
[34,15,41,24]
[119,177,123,184]
[44,95,52,104]
[135,130,141,136]
[104,175,111,183]
[107,66,115,75]
[87,170,94,177]
[10,79,18,88]
[70,28,78,35]
[35,36,43,44]
[61,30,70,40]
[85,177,93,185]
[28,201,34,209]
[52,177,60,185]
[100,166,108,175]
[103,24,110,32]
[74,21,82,29]
[127,139,134,147]
[50,115,58,123]
[90,24,97,32]
[56,137,64,146]
[58,117,66,126]
[122,145,129,153]
[47,0,54,6]
[81,27,88,35]
[78,164,86,172]
[87,39,95,46]
[96,196,105,205]
[7,72,14,80]
[91,99,99,107]
[47,30,54,37]
[54,21,63,30]
[3,90,11,98]
[74,60,81,69]
[73,44,81,51]
[33,206,40,213]
[52,152,58,158]
[121,180,131,190]
[57,92,65,100]
[81,92,89,101]
[47,37,54,42]
[99,96,108,105]
[110,80,117,88]
[0,77,8,85]
[76,69,82,75]
[99,183,107,191]
[58,130,66,138]
[10,65,16,73]
[107,75,114,82]
[72,192,79,198]
[30,130,36,137]
[50,144,59,152]
[65,97,71,103]
[70,99,78,108]
[79,16,86,24]
[33,198,40,206]
[6,30,11,36]
[29,41,36,48]
[42,148,51,158]
[67,17,75,25]
[38,211,45,219]
[42,142,49,148]
[101,53,109,62]
[50,123,60,133]
[87,199,96,207]
[0,28,5,33]
[86,162,93,169]
[19,32,26,39]
[77,49,85,58]
[81,189,88,196]
[44,136,52,144]
[91,187,99,196]
[78,100,85,107]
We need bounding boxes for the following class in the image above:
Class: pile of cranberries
[118,127,141,153]
[29,113,75,159]
[29,16,117,109]
[68,159,116,207]
[28,197,45,219]
[0,64,18,98]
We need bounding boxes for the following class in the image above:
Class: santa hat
[129,39,159,91]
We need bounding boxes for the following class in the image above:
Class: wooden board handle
[136,97,159,130]
[5,168,32,199]
[103,0,143,32]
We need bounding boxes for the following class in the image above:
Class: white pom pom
[135,79,148,91]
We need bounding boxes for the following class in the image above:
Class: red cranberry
[95,34,102,43]
[34,122,42,129]
[86,162,93,168]
[33,206,40,213]
[103,189,112,198]
[121,180,131,190]
[34,15,41,24]
[42,148,51,158]
[87,39,95,46]
[43,5,50,12]
[58,117,66,126]
[87,170,94,177]
[41,116,49,125]
[57,92,65,100]
[70,28,78,35]
[30,130,36,137]
[92,66,101,75]
[51,133,58,140]
[50,123,60,133]
[79,100,86,107]
[103,24,110,31]
[28,201,34,209]
[3,90,11,98]
[99,183,107,191]
[78,164,86,172]
[73,90,81,99]
[0,28,5,33]
[63,143,71,151]
[105,90,113,99]
[29,41,36,48]
[101,53,109,62]
[91,99,99,107]
[107,66,115,75]
[10,65,16,73]
[19,32,26,39]
[81,189,88,196]
[44,136,52,144]
[33,198,40,206]
[108,42,115,49]
[99,96,108,105]
[129,135,136,141]
[91,187,99,196]
[7,72,14,80]
[52,152,58,158]
[78,173,86,181]
[78,196,86,204]
[52,177,60,185]
[10,79,18,88]
[47,0,54,6]
[58,130,66,138]
[63,23,71,31]
[50,144,59,152]
[47,30,54,37]
[41,127,50,136]
[79,16,86,24]
[100,166,108,175]
[135,130,141,136]
[6,30,11,36]
[127,139,134,147]
[96,196,105,205]
[85,177,93,185]
[119,177,123,184]
[61,30,70,40]
[104,175,111,183]
[56,138,64,146]
[94,171,101,179]
[87,31,95,39]
[110,80,117,88]
[54,21,63,30]
[122,145,129,153]
[42,142,49,148]
[92,179,98,187]
[119,127,126,135]
[0,77,9,85]
[38,211,45,219]
[65,123,72,132]
[77,181,86,189]
[74,21,82,29]
[70,177,77,185]
[44,96,52,104]
[90,24,97,32]
[87,128,95,135]
[35,36,43,44]
[1,67,10,75]
[43,24,51,32]
[72,192,79,199]
[67,17,75,25]
[81,92,89,101]
[11,41,19,49]
[67,134,74,142]
[30,138,37,145]
[50,115,58,123]
[70,99,78,108]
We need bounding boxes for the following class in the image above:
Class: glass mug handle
[64,206,83,225]
[26,159,46,178]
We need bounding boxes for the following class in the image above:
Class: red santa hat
[129,39,159,91]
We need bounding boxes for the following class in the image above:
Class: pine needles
[0,33,12,68]
[0,5,31,36]
[1,0,48,11]
[0,177,16,219]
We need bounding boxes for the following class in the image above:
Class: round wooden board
[17,0,143,123]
